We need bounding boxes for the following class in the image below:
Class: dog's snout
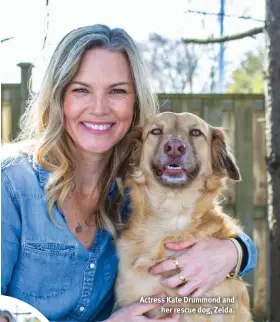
[164,139,186,156]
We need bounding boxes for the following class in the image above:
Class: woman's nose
[88,94,109,115]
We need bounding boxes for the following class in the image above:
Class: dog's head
[131,112,240,188]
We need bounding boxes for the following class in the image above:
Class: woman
[1,25,257,322]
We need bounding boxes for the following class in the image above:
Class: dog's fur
[115,112,252,322]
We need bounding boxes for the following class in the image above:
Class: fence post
[17,62,33,115]
[233,98,254,304]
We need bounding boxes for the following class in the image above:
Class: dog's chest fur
[145,186,201,233]
[117,178,205,271]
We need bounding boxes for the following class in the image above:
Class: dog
[115,112,252,322]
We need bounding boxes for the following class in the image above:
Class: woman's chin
[78,142,116,155]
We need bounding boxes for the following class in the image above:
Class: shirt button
[90,263,95,269]
[79,306,85,312]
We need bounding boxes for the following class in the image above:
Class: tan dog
[115,112,252,322]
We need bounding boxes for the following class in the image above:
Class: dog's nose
[164,139,186,156]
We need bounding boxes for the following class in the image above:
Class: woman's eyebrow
[70,81,132,88]
[70,81,90,88]
[109,82,131,87]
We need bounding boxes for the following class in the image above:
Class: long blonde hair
[17,24,158,237]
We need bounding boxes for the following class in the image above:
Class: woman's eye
[150,128,162,135]
[111,89,126,94]
[73,88,88,93]
[190,129,202,137]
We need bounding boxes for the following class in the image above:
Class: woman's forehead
[75,48,133,81]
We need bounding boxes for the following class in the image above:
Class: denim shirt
[1,152,258,322]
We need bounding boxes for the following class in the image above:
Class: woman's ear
[211,127,241,181]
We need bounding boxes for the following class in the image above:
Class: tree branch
[1,37,14,43]
[182,26,264,44]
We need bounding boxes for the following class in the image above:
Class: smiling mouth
[82,122,114,131]
[154,163,187,178]
[152,162,200,186]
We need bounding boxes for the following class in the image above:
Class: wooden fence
[1,63,33,142]
[1,73,267,320]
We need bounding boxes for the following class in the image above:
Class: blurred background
[1,0,268,321]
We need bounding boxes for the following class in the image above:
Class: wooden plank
[11,87,21,140]
[180,98,190,113]
[253,216,267,318]
[1,83,20,89]
[172,99,182,113]
[233,98,254,299]
[157,94,265,111]
[223,205,266,220]
[222,109,236,204]
[252,109,267,206]
[159,98,172,112]
[1,102,12,142]
[223,205,267,319]
[202,98,223,126]
[189,99,203,117]
[1,88,13,142]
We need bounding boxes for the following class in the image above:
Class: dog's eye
[190,129,202,137]
[150,128,162,135]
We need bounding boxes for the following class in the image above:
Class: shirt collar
[36,162,52,188]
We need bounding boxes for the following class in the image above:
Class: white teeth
[83,122,112,130]
[167,165,182,169]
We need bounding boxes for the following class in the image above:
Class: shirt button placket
[74,231,102,320]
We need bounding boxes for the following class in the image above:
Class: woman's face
[63,48,136,154]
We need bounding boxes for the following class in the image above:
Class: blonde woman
[1,25,257,322]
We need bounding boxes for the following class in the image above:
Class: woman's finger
[129,301,162,316]
[149,257,183,275]
[129,293,167,315]
[190,287,208,298]
[177,279,201,297]
[160,271,192,289]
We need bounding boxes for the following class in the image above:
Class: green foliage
[227,50,264,93]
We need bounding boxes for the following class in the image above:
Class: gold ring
[179,274,187,285]
[171,257,180,269]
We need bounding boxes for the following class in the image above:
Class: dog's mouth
[164,163,185,175]
[152,162,200,187]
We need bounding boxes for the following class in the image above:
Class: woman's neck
[72,146,112,197]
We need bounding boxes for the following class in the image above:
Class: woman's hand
[149,237,238,297]
[106,297,180,322]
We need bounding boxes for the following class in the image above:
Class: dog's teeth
[167,165,182,169]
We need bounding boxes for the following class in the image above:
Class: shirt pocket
[17,242,75,299]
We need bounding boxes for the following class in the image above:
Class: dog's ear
[211,127,241,181]
[127,125,143,168]
[116,126,143,177]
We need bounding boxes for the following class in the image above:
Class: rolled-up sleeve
[1,171,21,294]
[236,230,258,276]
